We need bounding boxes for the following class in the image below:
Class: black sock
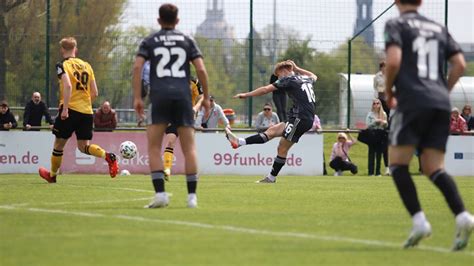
[151,171,165,193]
[245,133,269,145]
[270,156,286,177]
[390,165,421,216]
[186,174,198,194]
[187,181,197,194]
[429,169,465,216]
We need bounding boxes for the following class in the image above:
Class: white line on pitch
[0,205,472,256]
[60,184,153,193]
[1,197,152,208]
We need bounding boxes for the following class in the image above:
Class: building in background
[196,0,235,69]
[353,0,374,47]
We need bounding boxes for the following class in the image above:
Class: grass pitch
[1,174,473,266]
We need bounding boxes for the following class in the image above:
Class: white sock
[238,138,246,146]
[267,174,276,181]
[455,211,471,222]
[412,211,427,225]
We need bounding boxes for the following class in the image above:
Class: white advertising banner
[3,132,471,176]
[0,131,324,176]
[196,133,324,176]
[445,135,474,176]
[0,131,54,173]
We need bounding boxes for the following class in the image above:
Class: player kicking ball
[385,0,473,251]
[39,37,119,182]
[226,60,317,183]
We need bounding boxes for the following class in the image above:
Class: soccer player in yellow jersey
[162,77,203,179]
[39,37,119,183]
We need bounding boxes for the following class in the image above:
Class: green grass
[1,174,473,266]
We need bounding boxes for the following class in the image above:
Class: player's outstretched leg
[82,143,119,178]
[105,152,119,178]
[225,127,241,149]
[453,211,474,251]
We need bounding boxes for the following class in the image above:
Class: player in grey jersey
[225,60,317,183]
[132,3,210,209]
[384,0,472,251]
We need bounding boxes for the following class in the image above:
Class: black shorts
[283,117,313,143]
[147,97,194,127]
[165,124,178,136]
[53,108,93,140]
[389,109,450,152]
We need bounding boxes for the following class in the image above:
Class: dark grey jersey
[137,29,202,102]
[272,75,316,120]
[384,11,462,112]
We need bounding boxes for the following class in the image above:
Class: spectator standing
[255,102,279,132]
[329,132,358,176]
[0,101,18,131]
[373,61,391,120]
[270,74,287,122]
[366,98,388,176]
[461,104,474,131]
[23,92,54,131]
[195,96,229,129]
[94,101,117,131]
[450,107,467,135]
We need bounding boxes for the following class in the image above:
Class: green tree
[0,0,29,101]
[3,0,126,106]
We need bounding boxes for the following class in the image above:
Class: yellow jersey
[190,78,203,105]
[56,57,96,114]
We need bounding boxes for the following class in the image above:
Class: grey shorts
[389,109,450,152]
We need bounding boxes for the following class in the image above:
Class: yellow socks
[85,144,106,158]
[163,147,174,170]
[50,149,63,176]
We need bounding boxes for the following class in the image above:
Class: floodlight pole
[248,0,254,127]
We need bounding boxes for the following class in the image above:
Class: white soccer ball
[120,169,131,176]
[119,141,137,159]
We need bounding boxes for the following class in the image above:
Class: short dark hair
[0,101,8,108]
[399,0,421,6]
[159,3,178,24]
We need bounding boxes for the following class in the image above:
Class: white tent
[339,74,474,128]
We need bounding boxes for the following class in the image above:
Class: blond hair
[337,132,347,140]
[59,37,77,51]
[273,61,293,76]
[371,99,385,119]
